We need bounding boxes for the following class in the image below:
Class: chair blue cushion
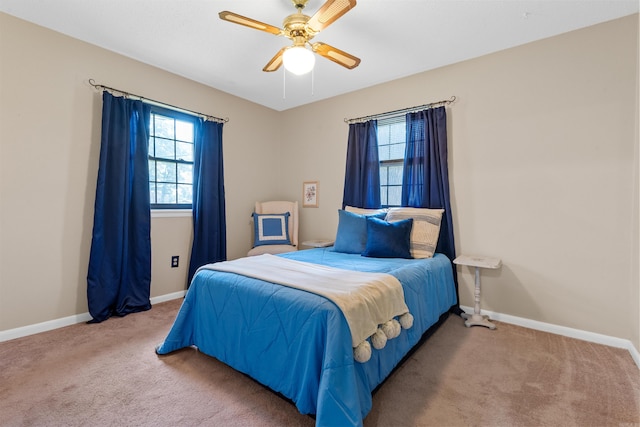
[252,212,291,246]
[333,209,386,254]
[362,216,414,259]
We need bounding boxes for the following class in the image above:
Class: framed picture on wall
[303,181,319,208]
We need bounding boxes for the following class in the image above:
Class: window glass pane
[154,115,175,139]
[177,184,192,204]
[378,125,389,144]
[155,138,175,160]
[176,120,194,143]
[156,161,176,183]
[389,122,405,142]
[380,189,388,206]
[149,183,156,204]
[177,163,192,184]
[176,142,193,162]
[148,160,156,181]
[378,144,390,161]
[148,138,155,157]
[378,121,406,162]
[379,166,388,185]
[388,186,402,207]
[389,142,405,159]
[157,183,176,204]
[388,164,403,185]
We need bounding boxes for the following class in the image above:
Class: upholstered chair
[247,200,299,256]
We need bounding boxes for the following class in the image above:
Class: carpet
[1,299,638,426]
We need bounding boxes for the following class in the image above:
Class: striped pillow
[345,205,388,216]
[385,207,444,259]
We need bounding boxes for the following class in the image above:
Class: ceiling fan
[219,0,361,75]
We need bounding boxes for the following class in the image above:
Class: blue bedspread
[156,248,457,426]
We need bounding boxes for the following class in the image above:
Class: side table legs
[461,266,496,329]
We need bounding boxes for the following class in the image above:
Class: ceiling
[1,1,637,111]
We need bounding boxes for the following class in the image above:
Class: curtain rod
[344,96,456,124]
[88,79,229,123]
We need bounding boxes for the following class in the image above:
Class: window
[148,107,196,209]
[377,116,406,207]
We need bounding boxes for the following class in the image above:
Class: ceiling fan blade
[263,47,287,72]
[219,11,282,35]
[312,42,360,69]
[306,0,356,33]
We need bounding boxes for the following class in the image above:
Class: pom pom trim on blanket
[352,311,414,363]
[354,340,372,363]
[371,328,388,350]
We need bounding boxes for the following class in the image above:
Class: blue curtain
[342,120,381,209]
[87,92,152,323]
[188,119,226,284]
[402,106,460,311]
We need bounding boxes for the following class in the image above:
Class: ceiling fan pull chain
[283,68,287,99]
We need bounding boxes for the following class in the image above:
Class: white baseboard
[150,291,186,305]
[1,297,638,370]
[460,305,640,369]
[0,291,186,343]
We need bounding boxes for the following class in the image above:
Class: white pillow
[385,207,444,259]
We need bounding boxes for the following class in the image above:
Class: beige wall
[0,13,282,330]
[1,12,638,352]
[280,15,639,348]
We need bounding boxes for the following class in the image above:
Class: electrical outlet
[171,256,179,268]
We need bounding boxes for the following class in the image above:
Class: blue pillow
[252,212,291,246]
[334,209,386,254]
[362,216,413,259]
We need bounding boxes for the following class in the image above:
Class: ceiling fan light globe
[283,47,315,75]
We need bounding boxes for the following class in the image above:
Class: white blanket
[200,254,410,348]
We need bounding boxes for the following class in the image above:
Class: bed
[156,245,457,426]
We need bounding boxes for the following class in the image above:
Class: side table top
[453,255,502,269]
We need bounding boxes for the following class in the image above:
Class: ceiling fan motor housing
[283,13,315,45]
